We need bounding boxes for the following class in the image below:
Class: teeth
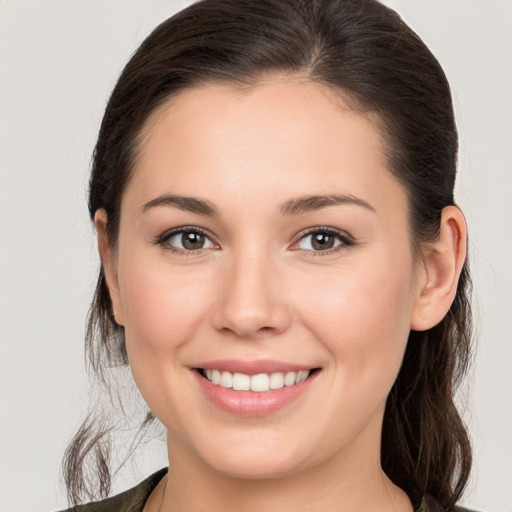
[297,370,309,383]
[220,371,233,388]
[202,369,311,392]
[269,372,284,389]
[284,372,296,386]
[233,372,250,391]
[250,373,269,392]
[211,369,221,385]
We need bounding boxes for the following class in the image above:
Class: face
[103,79,425,480]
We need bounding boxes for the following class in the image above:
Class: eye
[295,228,353,254]
[157,227,217,254]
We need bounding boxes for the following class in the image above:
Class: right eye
[157,227,217,254]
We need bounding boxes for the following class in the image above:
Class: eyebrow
[279,194,376,216]
[141,193,375,217]
[142,194,220,216]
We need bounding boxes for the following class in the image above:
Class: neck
[156,424,413,512]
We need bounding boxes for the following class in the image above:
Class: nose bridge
[212,238,289,338]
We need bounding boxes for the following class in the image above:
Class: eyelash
[294,227,355,256]
[155,226,355,257]
[155,226,213,256]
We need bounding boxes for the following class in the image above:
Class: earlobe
[410,206,467,331]
[94,210,124,326]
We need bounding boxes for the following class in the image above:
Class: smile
[200,369,311,392]
[193,362,320,416]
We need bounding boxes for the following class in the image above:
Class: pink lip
[192,364,319,417]
[193,359,315,375]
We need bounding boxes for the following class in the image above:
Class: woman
[60,0,475,511]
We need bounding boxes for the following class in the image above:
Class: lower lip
[193,371,318,417]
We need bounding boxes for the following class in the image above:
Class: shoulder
[56,468,168,512]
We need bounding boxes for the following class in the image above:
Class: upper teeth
[204,369,310,392]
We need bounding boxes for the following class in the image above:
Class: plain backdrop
[1,1,511,511]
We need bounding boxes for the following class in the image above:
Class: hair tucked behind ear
[63,1,472,509]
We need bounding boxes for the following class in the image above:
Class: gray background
[1,1,511,510]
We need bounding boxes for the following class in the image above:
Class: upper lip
[193,359,318,375]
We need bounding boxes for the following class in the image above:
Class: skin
[96,78,467,512]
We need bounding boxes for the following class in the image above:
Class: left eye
[296,229,350,252]
[161,228,216,252]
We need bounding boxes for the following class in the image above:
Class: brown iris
[310,232,336,251]
[181,231,206,250]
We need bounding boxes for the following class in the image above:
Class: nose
[212,247,291,339]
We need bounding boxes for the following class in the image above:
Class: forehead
[125,79,406,221]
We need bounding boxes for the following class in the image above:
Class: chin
[189,429,319,480]
[208,454,307,480]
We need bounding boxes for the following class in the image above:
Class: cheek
[115,249,218,424]
[295,255,415,392]
[117,249,214,358]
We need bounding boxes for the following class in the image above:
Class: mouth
[195,367,321,393]
[192,360,322,416]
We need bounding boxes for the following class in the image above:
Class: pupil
[312,233,334,250]
[182,231,204,250]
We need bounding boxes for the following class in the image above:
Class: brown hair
[63,0,472,510]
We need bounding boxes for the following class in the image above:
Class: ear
[94,209,124,326]
[410,206,467,331]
